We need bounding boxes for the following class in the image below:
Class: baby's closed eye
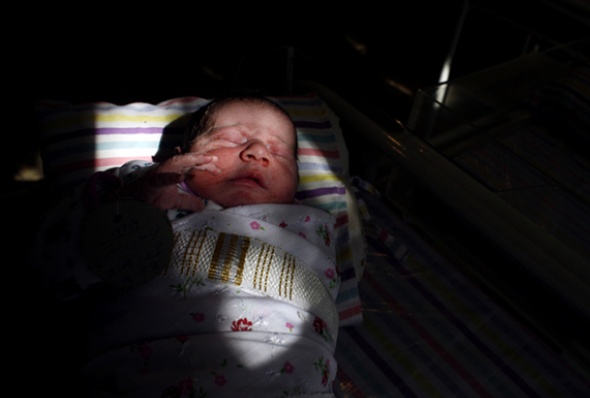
[226,136,248,145]
[270,147,293,159]
[217,136,247,146]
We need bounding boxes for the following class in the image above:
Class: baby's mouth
[231,173,266,189]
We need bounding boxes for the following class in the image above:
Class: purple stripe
[338,266,356,282]
[295,186,346,199]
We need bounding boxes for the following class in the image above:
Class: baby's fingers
[182,153,219,168]
[159,153,217,173]
[190,162,222,174]
[178,153,221,174]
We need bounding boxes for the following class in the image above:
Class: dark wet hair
[181,95,297,154]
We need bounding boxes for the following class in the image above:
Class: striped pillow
[36,93,366,326]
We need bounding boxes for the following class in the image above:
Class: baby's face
[184,101,298,208]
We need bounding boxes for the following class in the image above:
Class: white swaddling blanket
[85,203,340,397]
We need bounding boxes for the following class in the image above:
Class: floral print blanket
[82,202,340,397]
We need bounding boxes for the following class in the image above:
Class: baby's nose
[241,141,270,163]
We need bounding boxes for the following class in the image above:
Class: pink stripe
[339,305,362,320]
[298,148,340,159]
[335,213,349,228]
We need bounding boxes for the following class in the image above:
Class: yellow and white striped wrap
[168,227,339,332]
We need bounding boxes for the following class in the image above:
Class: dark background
[7,0,589,187]
[4,2,589,394]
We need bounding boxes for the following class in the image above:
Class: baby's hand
[119,154,221,212]
[175,153,222,176]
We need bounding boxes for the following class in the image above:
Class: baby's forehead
[213,101,294,130]
[214,100,285,118]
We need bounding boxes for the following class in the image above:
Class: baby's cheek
[184,170,214,195]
